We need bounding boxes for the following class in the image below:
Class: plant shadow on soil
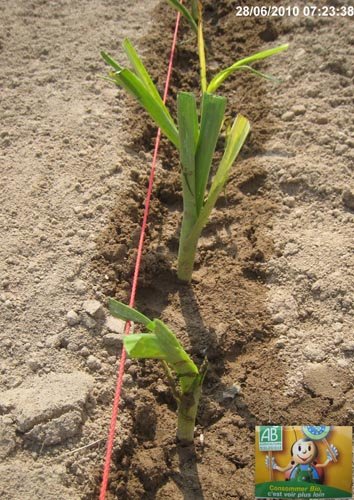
[88,1,333,498]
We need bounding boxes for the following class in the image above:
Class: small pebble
[122,374,134,387]
[82,299,103,318]
[303,346,326,362]
[274,324,288,335]
[342,342,354,354]
[27,358,43,372]
[222,384,241,400]
[335,144,348,155]
[73,279,87,295]
[281,111,295,122]
[311,281,322,293]
[215,322,227,339]
[126,368,139,383]
[293,48,306,61]
[306,88,318,98]
[314,115,328,125]
[274,338,287,349]
[102,333,124,348]
[318,135,331,145]
[155,382,168,395]
[105,316,126,334]
[67,342,80,352]
[45,334,62,348]
[81,313,96,330]
[66,310,80,326]
[199,433,205,447]
[80,346,90,357]
[337,358,349,368]
[333,334,343,345]
[293,208,303,218]
[273,313,285,324]
[86,355,102,371]
[2,279,9,288]
[342,188,354,210]
[284,242,299,256]
[291,104,306,115]
[283,196,296,208]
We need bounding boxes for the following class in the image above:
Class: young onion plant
[101,1,288,281]
[109,299,207,442]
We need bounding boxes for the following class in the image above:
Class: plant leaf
[187,114,250,242]
[177,92,198,202]
[195,93,226,214]
[123,318,199,394]
[154,320,199,393]
[177,92,199,282]
[232,65,281,83]
[166,0,198,33]
[110,68,179,148]
[197,1,207,92]
[124,333,166,359]
[207,44,289,93]
[191,0,198,20]
[101,51,123,72]
[122,39,163,103]
[109,299,153,328]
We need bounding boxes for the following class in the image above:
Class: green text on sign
[258,426,283,451]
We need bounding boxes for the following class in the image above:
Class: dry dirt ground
[1,0,353,499]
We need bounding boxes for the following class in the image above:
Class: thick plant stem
[177,385,202,442]
[177,226,200,282]
[177,175,199,282]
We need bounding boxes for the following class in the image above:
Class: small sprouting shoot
[109,298,207,442]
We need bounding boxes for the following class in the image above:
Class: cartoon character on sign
[266,428,339,483]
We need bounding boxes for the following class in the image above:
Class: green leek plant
[109,299,207,442]
[101,2,288,281]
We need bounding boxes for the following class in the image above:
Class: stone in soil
[105,316,126,334]
[102,333,124,348]
[82,299,104,318]
[81,312,96,330]
[342,188,354,209]
[303,345,327,363]
[0,372,94,433]
[86,355,102,371]
[0,417,16,459]
[66,310,80,326]
[222,384,242,400]
[25,410,83,445]
[342,341,354,354]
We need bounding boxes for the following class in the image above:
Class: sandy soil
[0,0,159,498]
[1,0,353,499]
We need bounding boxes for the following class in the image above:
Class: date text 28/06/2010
[235,5,354,17]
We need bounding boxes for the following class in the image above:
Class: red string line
[99,10,182,499]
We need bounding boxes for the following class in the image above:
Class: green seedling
[101,2,288,281]
[109,298,207,442]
